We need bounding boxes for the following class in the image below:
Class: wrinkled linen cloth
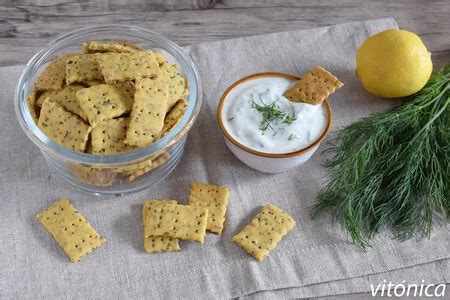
[0,18,448,299]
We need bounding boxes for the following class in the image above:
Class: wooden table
[1,1,448,298]
[0,0,448,68]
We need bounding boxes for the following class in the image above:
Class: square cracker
[232,204,295,261]
[283,66,343,105]
[143,200,180,253]
[90,117,137,155]
[97,51,160,83]
[35,54,72,91]
[188,182,230,235]
[159,99,188,137]
[36,85,88,121]
[144,202,208,243]
[310,66,344,92]
[36,198,105,262]
[125,77,169,147]
[83,40,142,53]
[76,82,134,126]
[37,98,91,152]
[66,54,103,85]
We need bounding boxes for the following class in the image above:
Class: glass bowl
[14,25,202,196]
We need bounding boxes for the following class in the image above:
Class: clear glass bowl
[14,25,202,196]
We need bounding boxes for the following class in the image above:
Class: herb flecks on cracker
[76,82,134,127]
[144,202,208,243]
[232,204,295,261]
[36,198,105,262]
[36,85,87,121]
[91,117,137,155]
[97,51,160,83]
[35,54,72,91]
[125,77,169,147]
[37,98,91,152]
[143,200,181,253]
[83,40,142,54]
[284,66,343,105]
[188,182,230,235]
[66,54,103,85]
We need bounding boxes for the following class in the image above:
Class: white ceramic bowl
[217,72,332,173]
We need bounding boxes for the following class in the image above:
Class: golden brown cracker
[36,85,88,121]
[232,204,295,261]
[37,98,91,152]
[83,40,142,53]
[125,77,168,147]
[188,182,230,234]
[144,202,208,243]
[36,198,105,262]
[35,54,72,91]
[76,82,134,126]
[143,200,180,253]
[284,66,343,105]
[97,51,160,83]
[160,99,188,137]
[90,117,137,155]
[66,54,103,85]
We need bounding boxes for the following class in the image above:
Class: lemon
[356,29,432,98]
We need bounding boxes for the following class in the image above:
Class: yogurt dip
[222,76,327,154]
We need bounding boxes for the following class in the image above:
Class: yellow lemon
[356,29,432,98]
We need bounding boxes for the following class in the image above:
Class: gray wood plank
[0,0,448,68]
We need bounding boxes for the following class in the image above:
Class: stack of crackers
[142,182,230,253]
[283,66,343,105]
[28,40,189,184]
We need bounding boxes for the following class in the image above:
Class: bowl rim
[14,24,202,166]
[217,72,332,158]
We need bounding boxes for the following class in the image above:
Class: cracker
[283,66,343,105]
[97,51,160,83]
[144,202,208,243]
[232,204,296,261]
[125,77,168,147]
[83,40,142,53]
[310,66,344,92]
[159,62,188,112]
[76,82,134,126]
[35,54,71,91]
[143,200,180,253]
[27,91,39,124]
[188,182,230,235]
[36,198,105,262]
[36,85,88,121]
[37,98,92,152]
[160,99,188,137]
[91,117,138,155]
[66,54,103,85]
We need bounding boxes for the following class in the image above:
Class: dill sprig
[251,96,296,132]
[312,65,450,249]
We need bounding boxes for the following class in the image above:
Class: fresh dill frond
[312,65,450,249]
[251,96,296,132]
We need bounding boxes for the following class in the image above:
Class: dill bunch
[312,65,450,249]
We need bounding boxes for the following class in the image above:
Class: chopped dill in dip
[223,77,327,154]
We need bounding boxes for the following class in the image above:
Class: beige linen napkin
[0,18,448,299]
